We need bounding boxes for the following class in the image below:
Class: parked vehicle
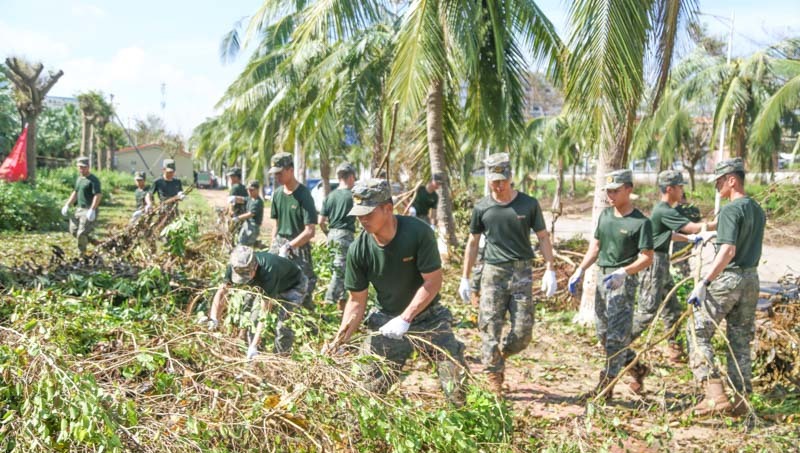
[309,179,340,212]
[196,171,215,189]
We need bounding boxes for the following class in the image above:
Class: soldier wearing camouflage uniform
[686,158,765,417]
[568,169,653,401]
[61,156,102,254]
[231,181,264,247]
[627,170,716,367]
[404,174,442,226]
[329,179,466,405]
[150,159,185,202]
[226,167,248,217]
[268,153,318,310]
[319,162,356,310]
[131,171,152,222]
[208,245,307,358]
[459,153,557,395]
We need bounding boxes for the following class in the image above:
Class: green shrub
[0,181,62,231]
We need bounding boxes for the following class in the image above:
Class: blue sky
[1,0,798,141]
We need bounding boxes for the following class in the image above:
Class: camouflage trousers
[324,228,353,304]
[687,268,759,393]
[247,273,308,353]
[361,304,466,404]
[595,267,638,377]
[479,260,534,373]
[270,236,317,310]
[68,207,97,254]
[237,222,260,246]
[632,251,683,344]
[672,241,692,277]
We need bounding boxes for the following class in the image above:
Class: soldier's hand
[246,345,258,360]
[278,243,293,258]
[379,316,410,339]
[228,195,237,204]
[409,206,417,217]
[86,208,97,222]
[541,269,558,297]
[687,283,707,308]
[178,191,186,200]
[568,267,584,295]
[603,268,627,290]
[61,204,70,217]
[458,277,471,302]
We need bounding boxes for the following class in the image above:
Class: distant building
[44,96,78,110]
[114,143,193,181]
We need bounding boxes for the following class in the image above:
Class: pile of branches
[754,272,800,390]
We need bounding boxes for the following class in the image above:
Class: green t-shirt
[345,216,442,316]
[650,201,690,253]
[469,192,547,264]
[321,188,355,232]
[270,184,317,239]
[594,207,654,268]
[246,197,264,226]
[74,174,101,209]
[412,185,439,217]
[230,183,248,215]
[150,178,183,202]
[224,251,303,296]
[715,197,765,269]
[134,187,149,210]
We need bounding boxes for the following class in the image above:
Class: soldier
[61,156,102,255]
[686,158,765,416]
[459,153,557,395]
[226,167,248,217]
[207,245,308,358]
[328,179,466,405]
[404,174,442,226]
[131,171,152,222]
[150,159,185,203]
[568,169,653,401]
[231,181,264,247]
[268,152,318,310]
[319,162,356,311]
[626,170,716,366]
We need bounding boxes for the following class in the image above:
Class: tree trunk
[570,162,577,198]
[320,153,331,196]
[25,115,37,182]
[687,164,696,192]
[550,158,564,238]
[80,116,88,157]
[372,109,384,175]
[426,78,458,248]
[294,138,306,185]
[106,134,115,170]
[87,123,94,170]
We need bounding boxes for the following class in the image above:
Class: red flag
[0,125,28,182]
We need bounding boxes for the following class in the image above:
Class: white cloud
[0,20,71,61]
[70,1,106,19]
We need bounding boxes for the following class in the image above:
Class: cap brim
[134,177,144,181]
[487,173,508,182]
[604,182,624,190]
[348,205,377,216]
[164,168,175,172]
[77,163,89,167]
[268,166,283,174]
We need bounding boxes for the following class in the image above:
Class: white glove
[688,282,707,308]
[603,268,628,290]
[568,267,584,295]
[409,207,417,216]
[278,243,293,258]
[86,208,96,222]
[458,277,471,302]
[246,345,258,360]
[178,191,186,200]
[61,204,70,217]
[379,316,411,340]
[227,195,237,204]
[231,215,240,223]
[430,223,436,231]
[131,210,143,221]
[541,269,557,297]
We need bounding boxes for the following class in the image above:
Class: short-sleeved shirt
[412,185,439,217]
[270,184,317,239]
[469,192,547,264]
[150,178,183,202]
[650,201,690,253]
[246,197,264,226]
[134,187,149,210]
[715,197,765,269]
[224,251,304,296]
[230,183,248,215]
[594,207,653,268]
[75,174,101,208]
[321,188,355,232]
[345,216,442,316]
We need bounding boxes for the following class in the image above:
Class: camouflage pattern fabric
[672,241,692,277]
[479,260,534,373]
[595,267,638,377]
[631,251,683,344]
[237,222,259,246]
[68,207,96,254]
[324,228,354,304]
[248,273,308,353]
[360,304,466,404]
[270,236,317,310]
[687,268,759,393]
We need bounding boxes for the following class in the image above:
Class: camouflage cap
[603,169,633,190]
[247,180,260,189]
[229,245,256,284]
[336,162,356,176]
[715,157,745,179]
[657,169,685,187]
[134,171,146,181]
[76,156,90,167]
[485,153,511,181]
[348,179,392,216]
[268,152,294,174]
[163,159,176,171]
[226,167,242,177]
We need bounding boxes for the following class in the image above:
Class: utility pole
[714,11,735,215]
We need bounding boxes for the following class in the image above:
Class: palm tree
[77,91,114,169]
[1,57,63,182]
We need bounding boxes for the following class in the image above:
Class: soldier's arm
[678,221,710,234]
[145,192,153,208]
[271,219,279,241]
[534,229,555,270]
[236,212,254,221]
[429,208,437,225]
[576,238,600,271]
[90,193,102,210]
[399,268,442,323]
[702,244,736,283]
[209,283,230,321]
[462,233,481,279]
[333,289,368,346]
[318,215,329,235]
[66,191,77,206]
[290,224,316,248]
[623,249,654,275]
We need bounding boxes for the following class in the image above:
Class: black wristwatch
[703,279,711,287]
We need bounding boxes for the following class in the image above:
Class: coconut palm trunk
[426,78,458,247]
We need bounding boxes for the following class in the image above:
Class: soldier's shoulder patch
[402,256,414,262]
[516,215,526,220]
[619,229,629,234]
